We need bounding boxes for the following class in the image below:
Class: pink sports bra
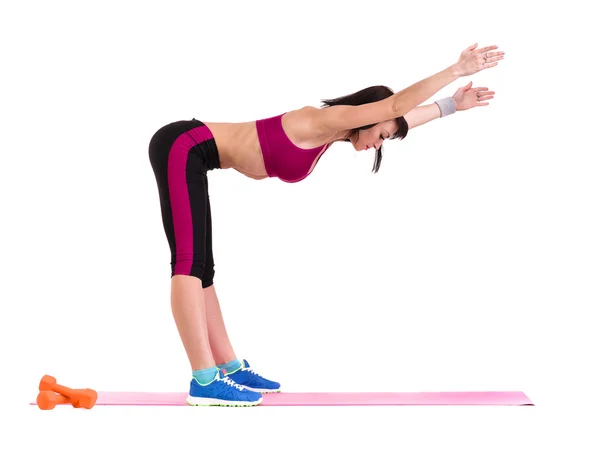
[256,113,331,183]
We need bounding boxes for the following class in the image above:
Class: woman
[148,42,505,407]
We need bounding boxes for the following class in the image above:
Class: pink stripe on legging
[167,125,214,276]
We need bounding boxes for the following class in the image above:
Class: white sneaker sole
[242,385,281,394]
[186,395,263,407]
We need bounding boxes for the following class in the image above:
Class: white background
[2,0,598,460]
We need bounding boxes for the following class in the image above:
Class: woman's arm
[404,81,497,130]
[404,103,444,130]
[310,43,502,135]
[390,44,500,118]
[309,64,459,135]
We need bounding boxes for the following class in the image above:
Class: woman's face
[351,120,398,151]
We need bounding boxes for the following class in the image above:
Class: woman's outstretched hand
[454,43,505,77]
[452,81,495,110]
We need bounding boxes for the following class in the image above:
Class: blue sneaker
[186,368,263,407]
[226,359,281,393]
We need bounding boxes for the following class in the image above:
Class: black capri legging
[148,118,221,288]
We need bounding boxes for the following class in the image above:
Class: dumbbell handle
[51,383,77,399]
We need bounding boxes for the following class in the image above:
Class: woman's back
[204,107,334,182]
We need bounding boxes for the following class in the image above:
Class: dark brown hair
[321,85,408,173]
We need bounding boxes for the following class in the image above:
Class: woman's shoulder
[281,106,330,142]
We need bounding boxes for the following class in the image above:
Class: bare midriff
[204,113,332,181]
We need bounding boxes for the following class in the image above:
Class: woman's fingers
[476,95,494,101]
[476,45,499,54]
[485,55,505,63]
[482,62,499,69]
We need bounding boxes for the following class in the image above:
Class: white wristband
[434,97,456,117]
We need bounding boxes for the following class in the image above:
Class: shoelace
[242,366,262,377]
[219,375,245,391]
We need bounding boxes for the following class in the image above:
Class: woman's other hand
[452,81,495,109]
[454,43,505,77]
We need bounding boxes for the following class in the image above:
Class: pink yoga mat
[31,391,533,406]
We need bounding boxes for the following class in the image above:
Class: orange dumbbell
[39,375,97,409]
[37,390,72,410]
